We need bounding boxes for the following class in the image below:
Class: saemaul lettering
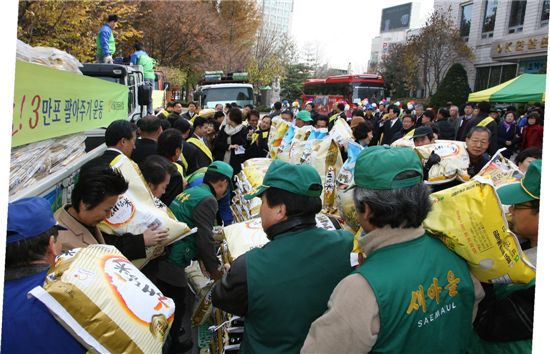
[417,302,457,328]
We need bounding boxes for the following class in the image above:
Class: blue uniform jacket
[130,50,147,65]
[2,267,86,353]
[98,24,112,56]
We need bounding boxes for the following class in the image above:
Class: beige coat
[54,204,105,252]
[301,226,485,354]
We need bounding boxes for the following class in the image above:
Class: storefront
[474,32,548,91]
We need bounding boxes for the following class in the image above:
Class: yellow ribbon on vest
[251,130,269,145]
[404,129,415,139]
[477,117,494,127]
[173,161,184,177]
[187,137,213,162]
[179,153,188,172]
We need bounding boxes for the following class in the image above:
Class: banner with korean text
[11,60,128,147]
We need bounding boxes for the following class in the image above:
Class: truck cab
[80,63,146,151]
[194,71,254,108]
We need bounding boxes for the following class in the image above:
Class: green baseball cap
[244,160,322,200]
[296,110,312,122]
[352,146,423,190]
[497,159,541,205]
[207,161,233,180]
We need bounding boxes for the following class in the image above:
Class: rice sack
[223,214,341,261]
[328,117,353,146]
[424,177,535,284]
[337,141,363,187]
[29,245,175,354]
[268,117,290,159]
[414,140,470,184]
[98,154,192,269]
[335,186,361,234]
[477,148,524,188]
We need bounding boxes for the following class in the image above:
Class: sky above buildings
[291,0,434,74]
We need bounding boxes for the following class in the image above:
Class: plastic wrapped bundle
[29,245,175,354]
[9,133,86,196]
[16,40,83,74]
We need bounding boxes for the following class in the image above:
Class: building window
[475,65,518,90]
[542,0,549,27]
[481,0,498,39]
[460,3,473,39]
[508,0,526,33]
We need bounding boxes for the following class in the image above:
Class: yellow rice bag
[391,136,415,148]
[242,158,272,188]
[335,186,362,234]
[223,214,341,261]
[288,138,342,213]
[29,245,175,353]
[477,148,524,188]
[99,154,192,269]
[414,140,470,184]
[328,117,353,146]
[424,177,536,284]
[268,117,290,159]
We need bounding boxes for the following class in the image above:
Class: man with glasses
[465,126,491,177]
[471,159,541,352]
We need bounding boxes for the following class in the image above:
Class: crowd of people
[2,93,544,354]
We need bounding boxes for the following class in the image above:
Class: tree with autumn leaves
[379,7,473,100]
[17,0,270,97]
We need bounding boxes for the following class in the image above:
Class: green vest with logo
[95,29,116,56]
[136,53,156,80]
[355,234,475,354]
[168,183,214,267]
[468,279,535,354]
[241,227,354,354]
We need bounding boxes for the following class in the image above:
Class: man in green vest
[130,42,157,114]
[168,160,233,281]
[96,14,118,64]
[302,146,485,353]
[212,160,354,354]
[470,159,540,353]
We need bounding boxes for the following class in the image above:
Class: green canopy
[468,73,546,103]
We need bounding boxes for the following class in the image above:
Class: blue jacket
[130,50,147,65]
[2,267,86,353]
[188,176,234,226]
[97,24,113,56]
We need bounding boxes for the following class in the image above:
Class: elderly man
[472,159,540,352]
[2,197,86,353]
[302,146,484,353]
[465,126,492,177]
[212,160,354,353]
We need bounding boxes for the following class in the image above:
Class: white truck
[194,71,254,108]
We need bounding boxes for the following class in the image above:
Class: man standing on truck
[130,42,156,114]
[96,14,118,64]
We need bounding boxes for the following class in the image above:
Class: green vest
[95,28,115,56]
[355,234,475,354]
[241,227,354,354]
[468,280,535,354]
[168,183,214,267]
[136,53,156,80]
